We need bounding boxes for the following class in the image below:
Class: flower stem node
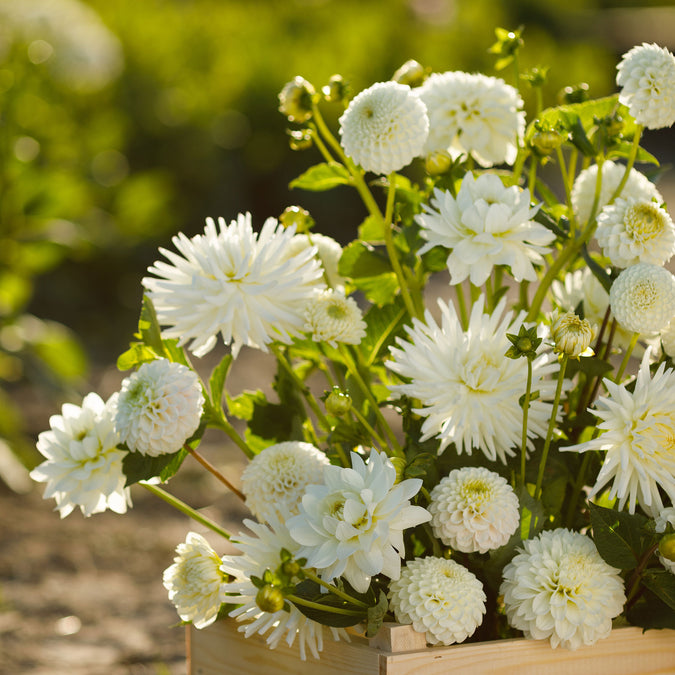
[392,59,427,87]
[256,585,286,614]
[279,77,316,123]
[551,310,596,359]
[324,387,352,417]
[279,205,315,232]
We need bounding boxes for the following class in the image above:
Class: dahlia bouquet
[31,31,675,658]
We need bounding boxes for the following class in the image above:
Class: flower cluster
[31,29,675,661]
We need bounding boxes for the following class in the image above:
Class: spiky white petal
[429,467,519,553]
[287,449,430,593]
[418,71,524,166]
[563,349,675,515]
[339,81,429,175]
[500,529,625,650]
[142,213,325,358]
[388,557,486,645]
[241,442,330,523]
[30,393,130,518]
[113,359,204,457]
[387,296,559,463]
[416,173,553,286]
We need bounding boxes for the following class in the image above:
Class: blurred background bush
[1,0,674,479]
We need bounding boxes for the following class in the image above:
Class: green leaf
[352,272,399,306]
[563,113,596,157]
[589,502,648,569]
[290,162,351,192]
[365,590,388,638]
[360,301,407,365]
[642,569,675,611]
[519,486,545,539]
[581,246,614,294]
[607,141,659,166]
[329,419,371,447]
[292,580,366,628]
[122,447,189,487]
[226,389,267,420]
[117,342,158,371]
[421,246,448,273]
[209,354,233,407]
[626,589,675,630]
[358,215,385,242]
[138,295,166,356]
[533,208,569,239]
[338,241,393,279]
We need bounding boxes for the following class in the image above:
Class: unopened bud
[531,126,564,156]
[551,311,596,359]
[325,387,352,416]
[256,585,285,613]
[281,560,302,577]
[558,82,589,105]
[279,77,315,123]
[659,533,675,563]
[425,151,452,175]
[288,129,313,151]
[322,74,348,103]
[392,60,426,87]
[279,205,315,233]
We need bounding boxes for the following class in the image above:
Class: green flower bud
[558,82,589,105]
[425,151,452,175]
[256,585,285,613]
[505,325,542,360]
[324,387,352,416]
[279,205,315,233]
[288,129,313,151]
[392,60,426,87]
[522,66,549,89]
[322,74,348,103]
[281,559,302,578]
[659,533,675,563]
[531,122,565,156]
[278,77,315,123]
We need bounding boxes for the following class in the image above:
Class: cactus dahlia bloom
[500,529,625,650]
[113,359,204,457]
[388,557,486,645]
[142,213,325,358]
[339,81,429,175]
[616,43,675,129]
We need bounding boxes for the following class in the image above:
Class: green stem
[212,416,256,461]
[308,123,335,164]
[456,282,469,330]
[141,483,231,540]
[302,570,369,608]
[533,354,569,505]
[609,126,643,203]
[564,451,592,528]
[614,332,639,382]
[625,542,659,611]
[186,445,245,502]
[287,594,363,616]
[520,358,533,488]
[528,156,538,197]
[350,405,387,450]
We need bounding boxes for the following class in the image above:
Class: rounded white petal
[339,81,429,175]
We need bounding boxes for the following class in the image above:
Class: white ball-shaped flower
[241,442,330,523]
[418,71,524,166]
[286,232,346,291]
[596,198,675,268]
[617,43,675,129]
[571,161,663,225]
[500,529,625,650]
[388,557,486,645]
[304,289,366,347]
[30,392,131,518]
[428,467,519,553]
[339,81,429,175]
[609,262,675,334]
[114,359,205,457]
[655,507,675,574]
[163,532,227,629]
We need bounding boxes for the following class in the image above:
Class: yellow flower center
[625,202,666,243]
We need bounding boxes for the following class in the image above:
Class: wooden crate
[187,620,675,675]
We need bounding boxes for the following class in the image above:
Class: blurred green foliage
[0,0,670,471]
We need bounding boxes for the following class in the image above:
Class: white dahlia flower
[220,518,347,660]
[563,349,675,515]
[661,321,675,358]
[387,296,559,463]
[163,532,227,629]
[30,393,130,518]
[418,71,524,166]
[304,289,366,347]
[287,449,430,593]
[240,442,330,523]
[571,161,663,225]
[416,173,553,286]
[142,213,325,357]
[286,233,346,291]
[113,359,204,457]
[609,262,675,334]
[595,198,675,268]
[617,43,675,130]
[388,557,486,645]
[655,507,675,574]
[428,467,519,553]
[339,81,429,175]
[500,529,625,650]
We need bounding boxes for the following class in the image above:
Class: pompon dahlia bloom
[30,393,131,518]
[287,449,430,593]
[388,557,486,645]
[113,359,204,457]
[655,507,675,574]
[387,296,559,463]
[163,532,227,629]
[286,233,346,291]
[616,43,675,130]
[571,161,663,225]
[595,198,675,268]
[416,173,553,286]
[563,349,675,515]
[339,81,429,175]
[500,529,625,650]
[142,213,325,358]
[220,518,348,660]
[609,262,675,334]
[240,441,330,523]
[304,289,366,347]
[428,467,519,553]
[418,71,525,166]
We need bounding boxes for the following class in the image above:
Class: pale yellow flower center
[459,478,492,513]
[632,279,658,309]
[625,202,666,243]
[326,300,349,320]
